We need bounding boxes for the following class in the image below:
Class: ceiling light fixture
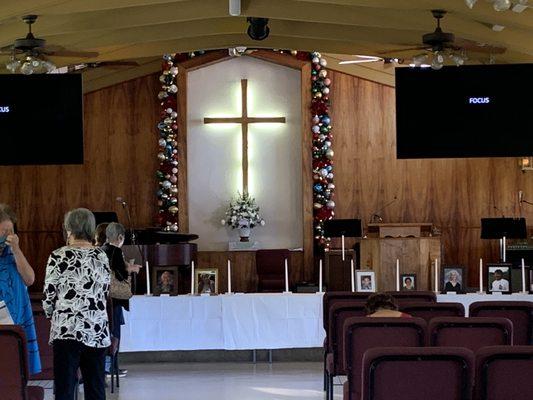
[493,0,511,11]
[247,17,269,41]
[512,0,529,12]
[465,0,478,8]
[6,54,55,74]
[229,0,241,16]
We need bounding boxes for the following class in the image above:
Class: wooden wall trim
[177,69,189,232]
[301,63,314,281]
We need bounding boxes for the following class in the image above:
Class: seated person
[365,293,411,318]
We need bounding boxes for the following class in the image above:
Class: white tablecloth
[437,293,533,316]
[121,292,533,352]
[120,293,325,352]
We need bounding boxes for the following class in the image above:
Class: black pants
[53,339,107,400]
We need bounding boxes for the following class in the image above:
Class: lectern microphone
[116,197,127,207]
[370,196,398,224]
[519,191,523,206]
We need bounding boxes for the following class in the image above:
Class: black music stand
[93,211,119,226]
[324,219,362,261]
[481,218,527,262]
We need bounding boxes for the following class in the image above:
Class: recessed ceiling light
[492,24,505,31]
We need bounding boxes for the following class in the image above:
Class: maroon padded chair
[429,317,513,352]
[386,291,437,305]
[256,249,290,292]
[29,309,53,381]
[355,347,475,400]
[475,345,533,400]
[322,292,369,393]
[324,302,366,400]
[399,302,465,323]
[469,301,533,345]
[0,325,44,400]
[343,317,427,400]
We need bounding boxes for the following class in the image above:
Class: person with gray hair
[43,208,110,400]
[101,222,141,378]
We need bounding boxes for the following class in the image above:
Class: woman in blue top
[0,204,41,375]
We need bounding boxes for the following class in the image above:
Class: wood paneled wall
[328,69,533,287]
[2,65,531,292]
[0,74,160,290]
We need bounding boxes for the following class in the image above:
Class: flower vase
[239,226,251,242]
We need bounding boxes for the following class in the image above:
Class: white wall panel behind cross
[187,57,302,250]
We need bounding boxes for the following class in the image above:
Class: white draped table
[120,293,325,352]
[120,292,533,352]
[437,293,533,316]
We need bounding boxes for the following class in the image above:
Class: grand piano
[122,228,198,295]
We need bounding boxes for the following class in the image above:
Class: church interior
[1,1,533,399]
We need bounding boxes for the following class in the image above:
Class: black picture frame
[441,266,466,294]
[400,274,416,291]
[152,266,179,296]
[486,263,512,294]
[510,264,532,294]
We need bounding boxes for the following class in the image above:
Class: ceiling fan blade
[96,61,140,67]
[377,46,427,55]
[40,46,99,58]
[454,37,506,54]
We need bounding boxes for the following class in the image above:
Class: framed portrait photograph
[356,271,376,293]
[152,266,179,296]
[486,264,512,294]
[400,274,416,291]
[195,268,218,295]
[441,266,466,294]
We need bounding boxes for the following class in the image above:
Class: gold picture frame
[195,268,218,295]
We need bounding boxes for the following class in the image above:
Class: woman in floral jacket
[43,208,110,400]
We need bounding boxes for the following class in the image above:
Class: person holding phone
[0,203,41,375]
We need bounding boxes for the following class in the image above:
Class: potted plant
[221,192,265,241]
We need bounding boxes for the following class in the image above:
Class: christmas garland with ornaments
[310,52,334,248]
[156,54,180,232]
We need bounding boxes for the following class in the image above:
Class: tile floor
[33,362,344,400]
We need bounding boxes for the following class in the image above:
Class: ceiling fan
[1,15,99,73]
[339,55,403,68]
[379,9,506,69]
[51,61,141,74]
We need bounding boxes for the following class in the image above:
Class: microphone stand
[370,197,397,224]
[120,201,145,294]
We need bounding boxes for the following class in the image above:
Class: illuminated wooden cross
[203,79,286,193]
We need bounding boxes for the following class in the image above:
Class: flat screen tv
[395,64,533,159]
[0,74,83,165]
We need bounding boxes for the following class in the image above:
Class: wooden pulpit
[357,223,441,291]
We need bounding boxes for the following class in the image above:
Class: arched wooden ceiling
[2,0,533,90]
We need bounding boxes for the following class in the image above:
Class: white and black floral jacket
[43,246,111,348]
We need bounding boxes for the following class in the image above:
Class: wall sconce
[519,156,533,172]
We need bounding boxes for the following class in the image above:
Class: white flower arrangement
[221,192,266,229]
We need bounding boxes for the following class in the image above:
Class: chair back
[256,249,290,292]
[322,291,370,331]
[327,302,366,375]
[400,302,465,323]
[30,309,53,380]
[429,317,513,352]
[475,345,533,400]
[360,347,474,400]
[469,301,533,345]
[0,325,29,400]
[386,291,437,305]
[344,317,427,400]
